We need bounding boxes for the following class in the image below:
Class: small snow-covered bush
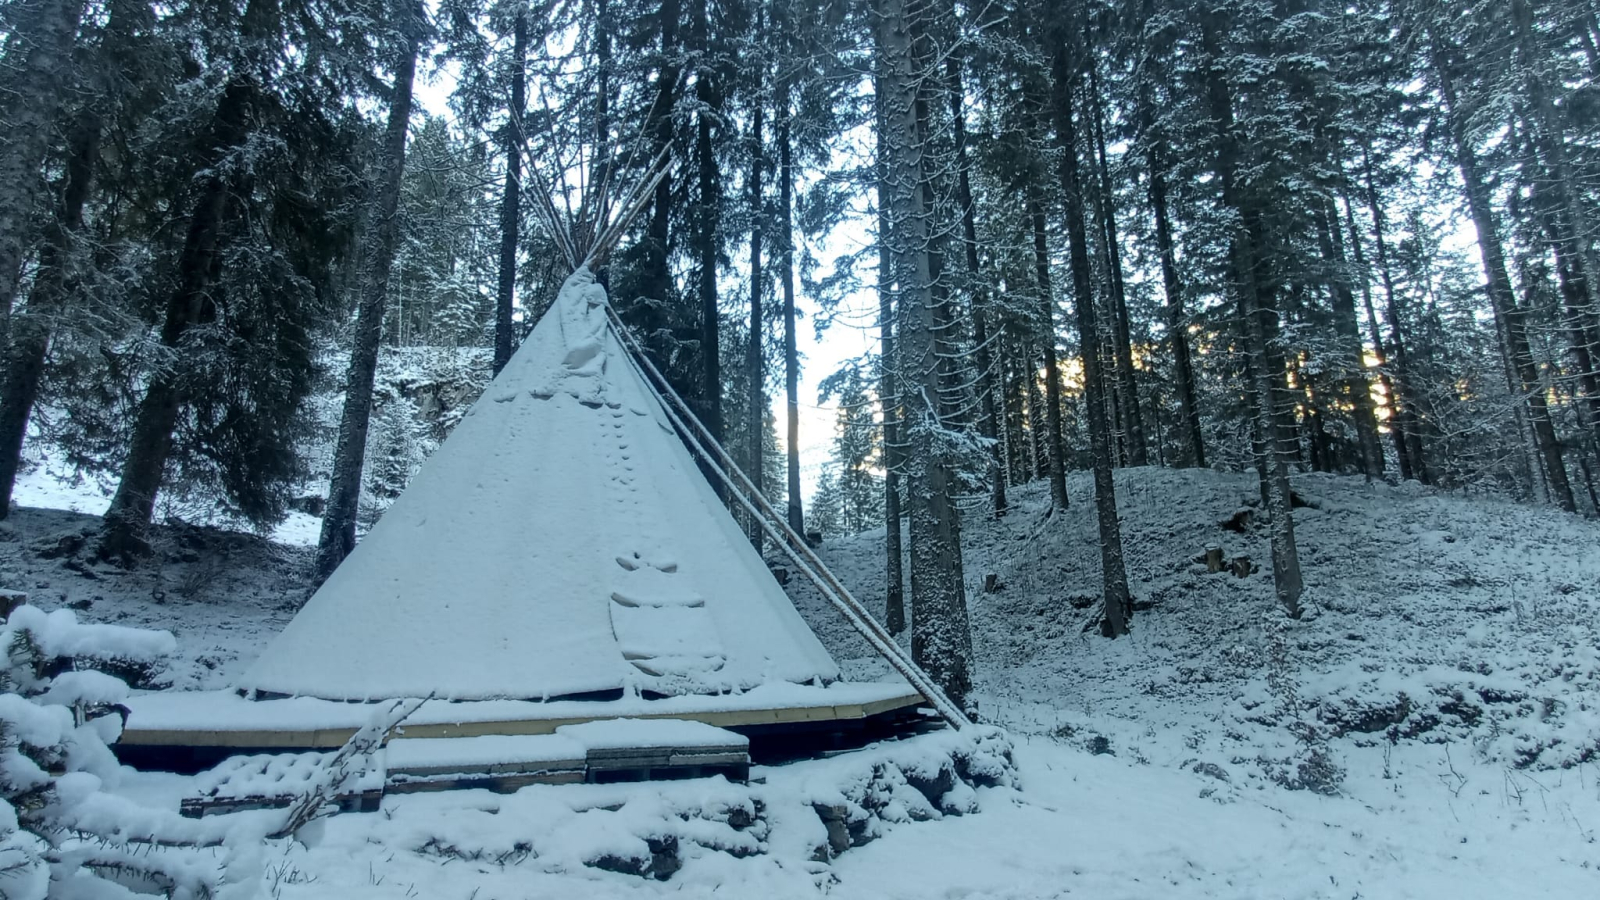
[0,605,248,899]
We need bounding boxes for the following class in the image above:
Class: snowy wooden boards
[116,682,927,754]
[558,719,751,784]
[179,721,754,816]
[179,751,385,817]
[385,733,588,790]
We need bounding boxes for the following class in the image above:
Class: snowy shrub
[1262,615,1344,796]
[0,605,254,899]
[362,386,427,512]
[4,606,176,692]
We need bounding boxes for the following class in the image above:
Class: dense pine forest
[5,0,1600,714]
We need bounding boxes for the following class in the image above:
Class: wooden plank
[390,760,585,778]
[860,693,928,718]
[181,788,382,819]
[118,690,927,751]
[667,752,748,767]
[387,770,586,794]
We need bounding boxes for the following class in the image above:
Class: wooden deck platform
[179,722,758,816]
[114,681,931,773]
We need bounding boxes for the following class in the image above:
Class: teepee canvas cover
[241,269,839,702]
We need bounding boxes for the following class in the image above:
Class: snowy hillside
[2,468,1599,897]
[803,468,1600,776]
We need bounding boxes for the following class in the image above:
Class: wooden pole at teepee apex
[607,306,972,731]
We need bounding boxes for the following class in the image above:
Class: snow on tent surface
[240,268,839,701]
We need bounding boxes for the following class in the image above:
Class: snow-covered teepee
[228,155,964,735]
[241,264,839,702]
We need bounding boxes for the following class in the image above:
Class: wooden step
[179,720,757,812]
[557,718,750,783]
[179,751,383,818]
[385,733,587,794]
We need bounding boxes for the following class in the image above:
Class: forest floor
[3,465,1600,898]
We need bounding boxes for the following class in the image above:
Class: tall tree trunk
[1001,321,1027,485]
[1235,238,1304,616]
[746,60,765,546]
[0,0,86,337]
[1513,0,1600,323]
[1027,190,1070,511]
[1023,332,1047,480]
[1544,212,1600,452]
[874,82,906,634]
[1302,367,1331,473]
[914,67,963,426]
[1434,39,1576,512]
[1361,145,1430,482]
[1314,200,1384,476]
[1511,3,1600,454]
[878,202,907,635]
[1524,119,1600,457]
[1198,11,1302,616]
[642,0,680,324]
[1088,60,1147,467]
[971,312,1006,514]
[1140,87,1205,469]
[594,0,612,187]
[878,0,973,705]
[493,9,528,376]
[1049,23,1132,636]
[1342,193,1411,477]
[99,0,285,561]
[779,73,804,535]
[692,0,722,447]
[310,2,424,584]
[948,54,1006,517]
[0,109,97,516]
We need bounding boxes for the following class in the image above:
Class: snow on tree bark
[1135,63,1206,470]
[747,58,767,548]
[0,0,86,341]
[1048,19,1134,636]
[780,70,805,536]
[0,106,97,518]
[877,0,972,704]
[1312,199,1385,479]
[874,86,907,634]
[493,8,528,378]
[1196,8,1303,617]
[1433,31,1576,513]
[1027,191,1071,512]
[313,1,425,585]
[98,0,287,562]
[691,0,722,452]
[1088,59,1147,468]
[948,52,1007,518]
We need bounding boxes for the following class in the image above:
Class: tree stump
[1203,546,1224,574]
[0,589,26,618]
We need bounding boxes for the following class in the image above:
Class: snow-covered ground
[3,466,1599,897]
[9,462,325,548]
